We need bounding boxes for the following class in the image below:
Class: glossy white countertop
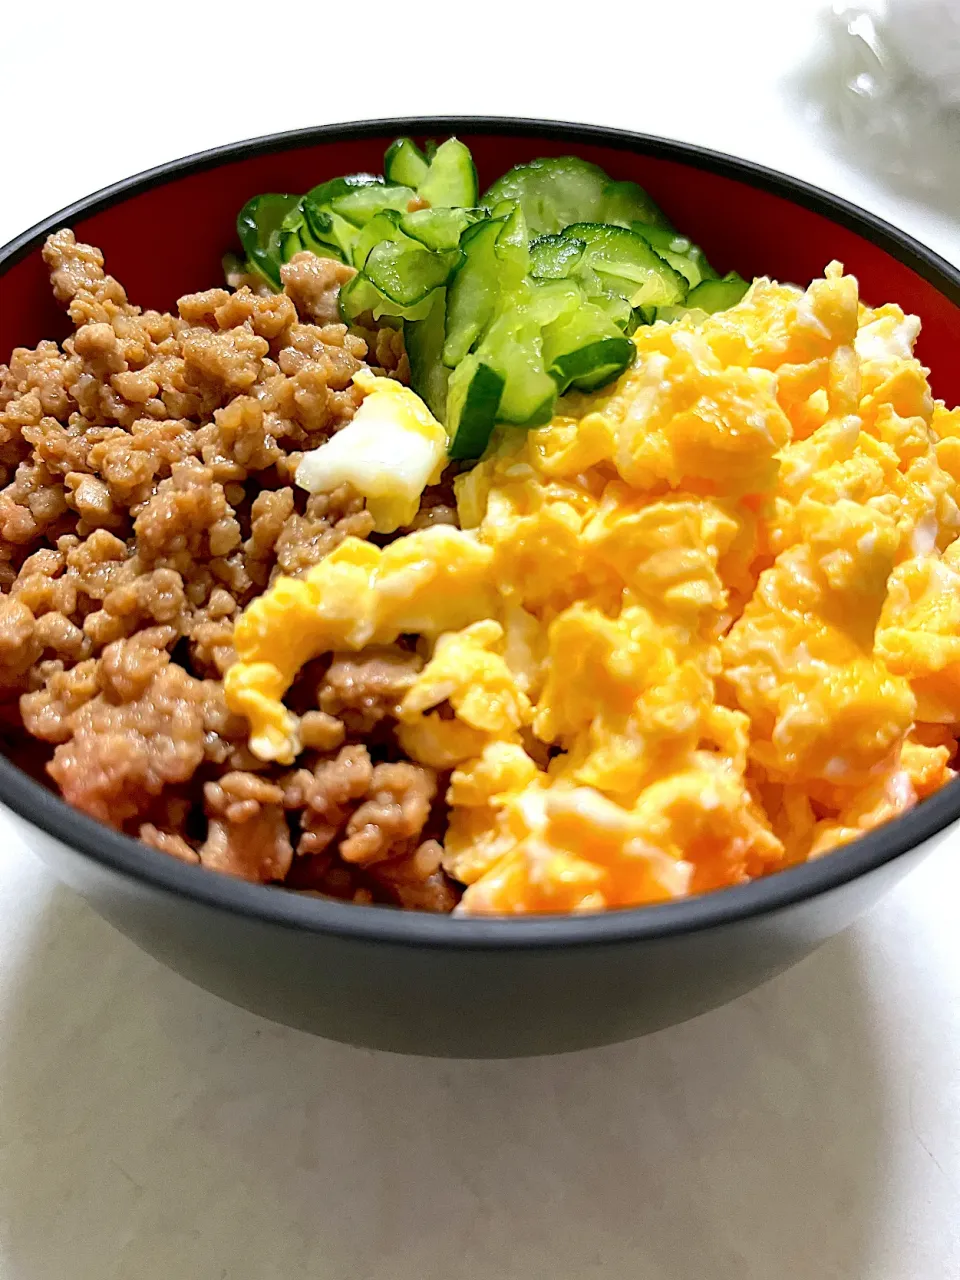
[1,3,958,1277]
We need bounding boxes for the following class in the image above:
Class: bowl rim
[2,114,959,952]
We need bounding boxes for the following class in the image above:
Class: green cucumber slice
[338,273,381,322]
[301,175,383,251]
[561,223,687,308]
[648,274,750,324]
[684,272,750,313]
[280,229,304,264]
[542,303,635,394]
[442,217,509,368]
[400,206,484,251]
[446,357,505,460]
[529,234,586,280]
[363,242,462,307]
[384,138,430,188]
[525,279,583,329]
[237,193,301,288]
[302,176,416,263]
[302,192,362,262]
[405,290,450,422]
[482,156,609,237]
[277,202,349,265]
[651,306,706,324]
[599,179,669,229]
[338,272,435,324]
[279,203,308,265]
[554,337,635,393]
[417,138,479,208]
[494,199,530,273]
[631,224,717,289]
[477,305,556,427]
[331,182,416,226]
[305,175,381,209]
[350,210,407,271]
[591,290,636,332]
[482,156,667,238]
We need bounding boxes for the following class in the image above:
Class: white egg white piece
[854,311,921,365]
[295,370,448,534]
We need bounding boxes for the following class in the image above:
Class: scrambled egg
[224,527,498,762]
[226,262,960,914]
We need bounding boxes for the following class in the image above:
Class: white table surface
[1,3,958,1277]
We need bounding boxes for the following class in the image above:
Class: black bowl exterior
[5,804,947,1056]
[2,118,959,1057]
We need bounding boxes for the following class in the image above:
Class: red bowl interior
[2,127,959,403]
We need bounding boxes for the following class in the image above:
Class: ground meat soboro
[0,231,459,911]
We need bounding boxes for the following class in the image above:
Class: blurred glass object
[828,0,960,196]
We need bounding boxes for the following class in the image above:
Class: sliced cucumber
[364,242,462,307]
[279,204,309,265]
[302,190,363,262]
[285,205,348,263]
[400,206,484,251]
[237,193,301,288]
[494,200,531,276]
[561,223,687,309]
[338,273,381,322]
[651,305,708,324]
[542,302,635,394]
[338,272,435,324]
[529,234,586,280]
[277,201,348,265]
[301,177,413,261]
[556,337,635,393]
[418,137,479,208]
[331,182,416,226]
[599,179,669,229]
[384,138,430,188]
[631,224,717,289]
[525,278,583,329]
[487,198,518,220]
[482,156,668,238]
[405,290,449,422]
[684,272,750,313]
[234,138,748,467]
[482,156,609,237]
[384,136,478,211]
[648,273,750,324]
[478,304,556,427]
[350,210,408,271]
[442,217,509,368]
[305,174,381,207]
[446,356,505,460]
[591,290,636,333]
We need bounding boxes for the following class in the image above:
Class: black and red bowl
[2,118,959,1057]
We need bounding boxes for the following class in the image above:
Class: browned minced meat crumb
[0,229,460,911]
[200,771,293,884]
[317,645,424,734]
[282,745,453,910]
[140,824,200,865]
[340,760,437,865]
[368,839,458,913]
[279,253,356,327]
[405,473,461,531]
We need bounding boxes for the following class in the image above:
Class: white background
[1,2,958,1277]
